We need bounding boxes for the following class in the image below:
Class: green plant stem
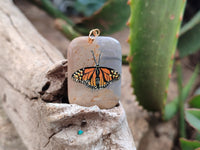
[40,0,74,26]
[163,65,199,121]
[122,54,129,65]
[176,62,186,138]
[55,19,81,40]
[32,0,89,38]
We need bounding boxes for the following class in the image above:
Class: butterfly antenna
[98,51,102,65]
[91,50,98,65]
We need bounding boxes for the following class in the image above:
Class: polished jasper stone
[68,36,121,109]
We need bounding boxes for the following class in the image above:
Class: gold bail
[88,29,100,44]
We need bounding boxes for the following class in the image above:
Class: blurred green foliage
[180,138,200,150]
[189,95,200,108]
[178,11,200,57]
[164,66,199,120]
[37,0,130,35]
[75,0,130,34]
[185,109,200,132]
[74,0,106,17]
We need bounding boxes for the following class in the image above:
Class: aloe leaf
[75,0,130,35]
[180,11,200,36]
[129,0,186,111]
[181,66,199,101]
[185,109,200,132]
[178,11,200,57]
[180,138,200,150]
[164,66,199,120]
[176,63,186,137]
[189,95,200,109]
[164,98,179,120]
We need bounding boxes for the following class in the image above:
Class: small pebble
[78,130,84,135]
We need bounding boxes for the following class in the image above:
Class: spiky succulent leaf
[129,0,186,111]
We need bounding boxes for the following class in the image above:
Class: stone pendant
[68,31,121,109]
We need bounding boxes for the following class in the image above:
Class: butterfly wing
[98,67,120,88]
[72,67,97,88]
[72,67,120,89]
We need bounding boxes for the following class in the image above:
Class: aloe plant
[178,11,200,57]
[176,62,186,138]
[189,95,200,108]
[180,138,200,150]
[164,66,199,120]
[128,0,186,111]
[179,96,200,150]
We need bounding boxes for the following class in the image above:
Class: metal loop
[88,29,100,42]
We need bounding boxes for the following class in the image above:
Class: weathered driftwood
[0,0,135,150]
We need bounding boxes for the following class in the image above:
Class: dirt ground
[0,0,198,150]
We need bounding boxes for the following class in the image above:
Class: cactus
[128,0,186,111]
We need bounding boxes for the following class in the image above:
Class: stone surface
[121,66,149,148]
[138,120,176,150]
[47,103,135,150]
[68,36,122,109]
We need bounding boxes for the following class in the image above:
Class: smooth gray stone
[96,36,122,98]
[68,36,121,109]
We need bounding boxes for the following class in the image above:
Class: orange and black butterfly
[72,50,120,89]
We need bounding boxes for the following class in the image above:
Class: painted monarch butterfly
[72,50,120,89]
